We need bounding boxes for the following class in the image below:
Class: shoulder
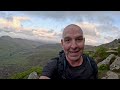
[46,57,59,67]
[83,54,98,70]
[84,54,96,64]
[83,54,98,79]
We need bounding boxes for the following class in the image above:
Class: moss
[98,64,109,71]
[9,66,43,79]
[98,64,110,79]
[98,69,108,79]
[94,46,109,63]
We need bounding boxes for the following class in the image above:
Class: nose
[71,40,77,49]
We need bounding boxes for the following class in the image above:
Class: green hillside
[0,36,62,79]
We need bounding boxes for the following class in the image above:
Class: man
[40,24,98,79]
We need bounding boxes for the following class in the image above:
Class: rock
[97,54,115,67]
[28,72,39,79]
[101,71,119,79]
[110,56,120,72]
[101,77,107,79]
[106,50,118,55]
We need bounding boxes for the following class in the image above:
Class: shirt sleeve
[41,59,57,78]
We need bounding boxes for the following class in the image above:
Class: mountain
[84,45,95,51]
[98,38,120,49]
[84,38,120,52]
[0,36,46,63]
[0,36,63,78]
[0,36,45,49]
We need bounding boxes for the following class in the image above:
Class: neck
[66,56,83,67]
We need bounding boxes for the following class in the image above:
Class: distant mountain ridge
[99,38,120,48]
[0,36,45,49]
[0,35,120,51]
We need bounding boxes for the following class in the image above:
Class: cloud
[85,38,98,46]
[0,28,61,43]
[32,28,61,40]
[0,16,30,31]
[0,15,61,43]
[76,22,100,36]
[19,11,120,22]
[75,21,120,46]
[19,11,100,22]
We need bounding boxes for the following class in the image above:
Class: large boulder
[110,56,120,72]
[97,54,115,67]
[28,72,39,79]
[101,71,119,79]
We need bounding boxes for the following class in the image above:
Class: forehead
[63,25,83,38]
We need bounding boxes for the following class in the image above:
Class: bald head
[62,24,83,39]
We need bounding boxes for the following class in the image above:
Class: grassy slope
[0,37,62,78]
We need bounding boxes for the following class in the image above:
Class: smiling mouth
[69,50,79,53]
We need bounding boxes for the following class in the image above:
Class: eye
[64,39,70,42]
[64,38,71,43]
[76,38,83,42]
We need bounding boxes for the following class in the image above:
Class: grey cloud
[96,16,115,25]
[19,11,119,22]
[0,26,34,38]
[83,29,97,37]
[48,29,54,33]
[2,11,120,25]
[0,31,9,37]
[19,30,34,36]
[104,36,114,41]
[53,32,62,37]
[19,11,105,18]
[0,12,7,18]
[6,17,13,21]
[96,24,120,34]
[0,11,13,21]
[116,34,120,39]
[19,11,98,22]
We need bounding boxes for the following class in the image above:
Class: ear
[83,37,85,45]
[61,39,64,48]
[84,38,85,43]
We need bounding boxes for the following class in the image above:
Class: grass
[98,64,109,79]
[10,66,43,79]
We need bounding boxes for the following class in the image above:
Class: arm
[39,76,50,79]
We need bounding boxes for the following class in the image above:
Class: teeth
[70,51,78,53]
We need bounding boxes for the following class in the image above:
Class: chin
[68,56,81,61]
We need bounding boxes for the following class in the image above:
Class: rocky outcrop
[106,47,118,55]
[97,54,115,67]
[98,54,120,79]
[28,72,39,79]
[101,71,119,79]
[110,56,120,72]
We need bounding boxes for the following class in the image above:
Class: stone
[28,71,39,79]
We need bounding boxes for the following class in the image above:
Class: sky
[0,11,120,46]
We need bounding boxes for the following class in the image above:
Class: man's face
[61,26,85,62]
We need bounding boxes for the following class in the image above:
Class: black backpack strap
[87,56,93,72]
[86,55,98,79]
[57,51,67,79]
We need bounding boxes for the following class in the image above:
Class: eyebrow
[64,35,83,39]
[63,37,71,40]
[76,36,84,38]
